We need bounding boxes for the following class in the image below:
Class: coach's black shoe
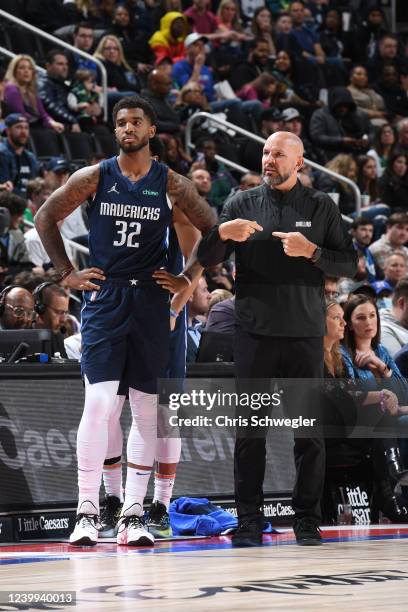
[99,495,122,538]
[293,517,322,546]
[146,501,172,538]
[231,517,263,547]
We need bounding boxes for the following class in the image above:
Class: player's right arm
[35,164,106,290]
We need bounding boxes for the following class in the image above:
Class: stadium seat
[29,128,65,160]
[62,132,103,164]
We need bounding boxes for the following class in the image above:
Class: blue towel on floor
[169,497,238,536]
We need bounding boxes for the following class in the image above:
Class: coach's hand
[65,268,106,291]
[272,232,316,258]
[219,219,263,242]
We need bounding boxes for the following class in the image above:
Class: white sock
[77,380,120,514]
[122,388,157,515]
[103,395,125,501]
[153,474,175,511]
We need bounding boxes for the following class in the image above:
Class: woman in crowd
[367,123,396,177]
[4,55,64,133]
[324,298,408,522]
[356,154,390,235]
[215,0,250,54]
[93,35,140,107]
[348,65,387,128]
[272,49,321,109]
[109,4,154,75]
[161,134,191,176]
[250,7,277,57]
[378,153,408,211]
[316,154,358,215]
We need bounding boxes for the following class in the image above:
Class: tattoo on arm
[34,165,99,270]
[167,170,216,236]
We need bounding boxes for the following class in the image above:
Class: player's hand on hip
[65,268,105,291]
[272,232,315,258]
[152,269,189,293]
[219,219,263,242]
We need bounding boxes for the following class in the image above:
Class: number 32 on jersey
[113,220,141,248]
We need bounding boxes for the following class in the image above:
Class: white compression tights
[77,380,120,513]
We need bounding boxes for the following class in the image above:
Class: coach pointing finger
[193,131,358,547]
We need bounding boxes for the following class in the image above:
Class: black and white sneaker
[117,504,154,547]
[69,501,100,546]
[145,501,172,538]
[99,495,123,538]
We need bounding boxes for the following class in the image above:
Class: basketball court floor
[1,525,408,611]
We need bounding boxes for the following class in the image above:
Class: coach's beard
[263,169,292,187]
[119,135,150,153]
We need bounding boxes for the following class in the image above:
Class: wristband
[180,273,192,286]
[56,265,74,281]
[170,308,179,318]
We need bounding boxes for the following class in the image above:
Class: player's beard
[119,134,150,153]
[262,169,292,187]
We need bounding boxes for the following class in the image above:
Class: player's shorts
[81,279,170,395]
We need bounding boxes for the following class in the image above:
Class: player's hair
[112,96,157,126]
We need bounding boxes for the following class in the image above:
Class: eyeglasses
[5,304,34,318]
[325,291,340,299]
[45,305,69,317]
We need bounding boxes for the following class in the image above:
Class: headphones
[33,282,55,316]
[0,285,19,317]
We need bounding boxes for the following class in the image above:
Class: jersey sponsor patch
[296,221,312,227]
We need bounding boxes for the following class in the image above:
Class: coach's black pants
[233,327,325,523]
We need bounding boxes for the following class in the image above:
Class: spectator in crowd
[24,218,75,272]
[374,63,408,122]
[281,106,321,163]
[275,11,303,56]
[240,108,283,171]
[271,49,321,110]
[0,286,35,330]
[367,123,396,178]
[348,65,387,128]
[205,293,235,333]
[142,70,181,135]
[323,298,408,524]
[236,73,278,115]
[187,274,211,362]
[369,213,408,273]
[38,50,81,133]
[215,0,250,55]
[367,34,407,83]
[356,154,390,236]
[24,179,51,225]
[67,69,102,131]
[394,119,408,158]
[71,22,98,75]
[63,0,111,28]
[378,153,408,212]
[184,0,220,40]
[189,167,212,204]
[226,171,263,201]
[175,81,212,131]
[355,6,388,62]
[0,193,33,279]
[309,86,373,162]
[350,217,377,283]
[0,114,40,197]
[373,252,408,295]
[317,8,352,72]
[228,38,273,92]
[161,134,191,175]
[108,4,154,73]
[208,288,233,311]
[324,275,339,300]
[250,7,277,57]
[316,154,358,216]
[4,55,64,133]
[380,280,408,357]
[288,1,327,65]
[93,34,141,106]
[149,12,188,65]
[194,137,237,211]
[0,206,10,284]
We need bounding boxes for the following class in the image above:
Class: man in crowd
[350,217,377,282]
[380,280,408,357]
[369,213,408,273]
[33,282,70,357]
[187,274,211,362]
[0,115,40,196]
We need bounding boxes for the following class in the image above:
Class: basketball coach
[196,131,358,547]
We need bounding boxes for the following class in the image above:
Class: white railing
[0,10,108,121]
[185,111,362,214]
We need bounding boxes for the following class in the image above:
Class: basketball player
[35,96,215,546]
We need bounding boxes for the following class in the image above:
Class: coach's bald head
[262,131,304,190]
